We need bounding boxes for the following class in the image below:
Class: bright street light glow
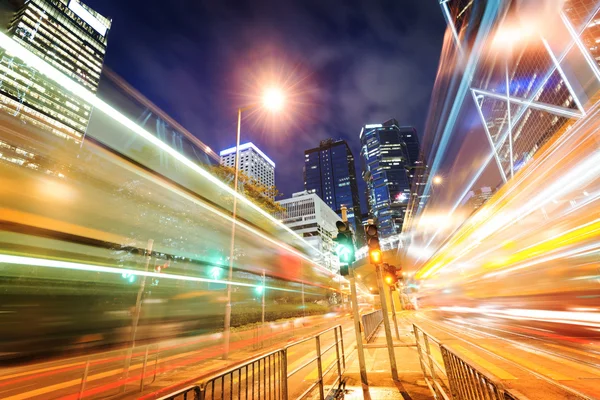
[0,32,335,274]
[263,88,284,111]
[433,175,443,185]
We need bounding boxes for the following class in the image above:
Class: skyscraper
[360,119,420,238]
[304,139,362,243]
[0,0,111,142]
[220,142,275,190]
[436,1,600,183]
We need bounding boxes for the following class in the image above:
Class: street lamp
[223,88,285,360]
[433,175,442,185]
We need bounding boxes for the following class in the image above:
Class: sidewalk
[342,312,432,400]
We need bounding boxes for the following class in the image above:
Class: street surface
[407,310,600,400]
[0,313,356,399]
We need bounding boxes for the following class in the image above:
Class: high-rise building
[304,139,362,243]
[220,142,275,190]
[275,190,339,272]
[436,1,600,183]
[360,119,420,238]
[0,0,111,142]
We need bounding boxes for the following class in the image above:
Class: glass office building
[360,119,419,238]
[304,139,362,243]
[0,0,111,142]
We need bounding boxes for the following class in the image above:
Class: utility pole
[342,205,369,390]
[389,286,400,340]
[261,270,266,326]
[376,264,399,381]
[123,238,153,388]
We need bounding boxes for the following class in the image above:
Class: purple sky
[86,0,446,202]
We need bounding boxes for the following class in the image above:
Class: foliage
[210,165,285,214]
[230,303,330,327]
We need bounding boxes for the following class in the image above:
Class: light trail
[0,254,319,295]
[0,31,324,262]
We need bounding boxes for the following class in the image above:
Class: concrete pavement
[342,312,433,400]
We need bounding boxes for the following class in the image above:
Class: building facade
[304,139,362,243]
[437,0,600,183]
[220,142,275,189]
[360,119,420,238]
[0,0,111,142]
[275,190,340,272]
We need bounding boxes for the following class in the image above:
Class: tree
[210,165,285,214]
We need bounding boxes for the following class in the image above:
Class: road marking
[2,348,201,400]
[0,361,85,381]
[518,346,600,378]
[478,343,573,381]
[545,343,600,361]
[451,345,516,380]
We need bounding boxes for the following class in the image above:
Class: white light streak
[0,32,325,264]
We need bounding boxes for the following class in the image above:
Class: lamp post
[222,88,284,360]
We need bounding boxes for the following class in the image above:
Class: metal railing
[413,324,452,400]
[77,342,160,399]
[286,325,345,400]
[361,310,383,342]
[158,325,345,400]
[413,324,525,400]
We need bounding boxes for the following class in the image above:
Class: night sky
[85,0,446,203]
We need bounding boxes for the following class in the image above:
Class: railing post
[282,349,288,400]
[78,358,90,400]
[334,327,342,380]
[423,335,436,383]
[413,325,429,381]
[139,345,149,392]
[339,326,346,369]
[315,335,325,400]
[151,346,159,384]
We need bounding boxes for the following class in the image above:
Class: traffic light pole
[349,267,369,390]
[340,205,369,391]
[376,264,399,381]
[389,286,401,340]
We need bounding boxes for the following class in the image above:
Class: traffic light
[365,222,382,264]
[333,220,355,276]
[121,272,136,283]
[383,263,399,286]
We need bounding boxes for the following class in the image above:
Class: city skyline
[360,119,421,238]
[304,138,362,240]
[82,0,446,200]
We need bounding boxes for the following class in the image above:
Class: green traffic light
[209,267,223,280]
[336,243,353,263]
[121,272,136,283]
[255,285,265,294]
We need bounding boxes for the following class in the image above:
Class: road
[406,309,600,400]
[0,313,356,399]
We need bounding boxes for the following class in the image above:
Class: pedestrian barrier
[413,324,524,400]
[158,324,345,400]
[361,309,383,342]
